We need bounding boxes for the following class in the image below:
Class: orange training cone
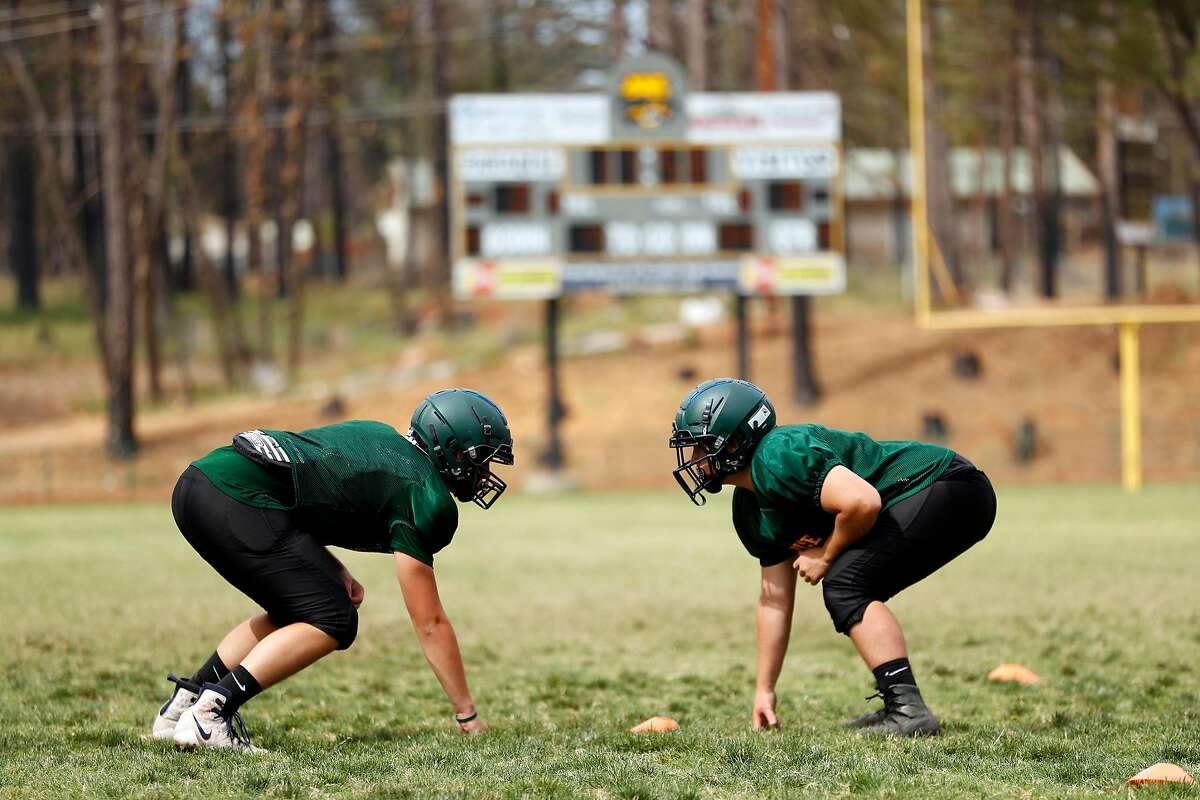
[987,663,1040,685]
[1128,763,1196,786]
[629,716,680,734]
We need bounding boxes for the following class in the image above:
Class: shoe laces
[863,690,884,704]
[226,710,255,749]
[166,672,200,695]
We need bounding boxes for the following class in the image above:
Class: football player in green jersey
[669,379,996,737]
[153,388,513,751]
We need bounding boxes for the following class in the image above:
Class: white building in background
[843,146,1100,266]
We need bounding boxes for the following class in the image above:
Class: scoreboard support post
[790,296,820,406]
[542,297,565,469]
[735,296,751,381]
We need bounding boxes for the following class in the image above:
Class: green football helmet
[669,378,776,505]
[409,388,514,509]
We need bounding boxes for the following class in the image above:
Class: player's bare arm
[753,560,796,730]
[395,552,487,734]
[794,466,882,585]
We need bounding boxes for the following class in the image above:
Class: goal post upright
[906,0,932,328]
[904,0,1200,493]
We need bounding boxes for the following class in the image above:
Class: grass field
[1,486,1198,799]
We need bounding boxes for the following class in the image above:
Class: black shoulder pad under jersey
[233,429,293,471]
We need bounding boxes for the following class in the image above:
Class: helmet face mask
[668,379,775,506]
[409,389,514,509]
[669,429,723,506]
[459,441,513,509]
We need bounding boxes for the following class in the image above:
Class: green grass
[1,486,1198,799]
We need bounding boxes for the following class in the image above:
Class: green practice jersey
[732,424,954,566]
[192,420,457,565]
[192,446,295,510]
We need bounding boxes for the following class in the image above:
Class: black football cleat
[852,684,941,737]
[843,691,888,729]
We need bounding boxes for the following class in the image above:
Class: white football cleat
[152,673,199,740]
[173,686,267,753]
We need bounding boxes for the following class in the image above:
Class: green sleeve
[389,520,434,566]
[732,489,794,567]
[755,430,844,510]
[389,484,458,567]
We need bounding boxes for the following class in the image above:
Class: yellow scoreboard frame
[906,0,1200,491]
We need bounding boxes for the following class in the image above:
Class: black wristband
[454,711,478,724]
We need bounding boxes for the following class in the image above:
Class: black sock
[214,666,263,717]
[191,651,230,687]
[873,658,915,692]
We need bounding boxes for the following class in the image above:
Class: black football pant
[171,466,358,649]
[822,455,997,634]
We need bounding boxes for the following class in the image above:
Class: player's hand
[792,551,830,585]
[752,690,780,730]
[342,571,365,607]
[458,715,488,735]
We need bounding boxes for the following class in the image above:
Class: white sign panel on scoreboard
[458,149,566,182]
[686,92,842,143]
[449,95,610,145]
[731,146,839,180]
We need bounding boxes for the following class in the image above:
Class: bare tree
[1148,1,1200,252]
[317,1,349,283]
[281,4,316,381]
[99,0,136,456]
[2,26,107,372]
[1097,78,1121,299]
[1014,0,1061,298]
[238,0,275,358]
[7,135,38,310]
[611,0,626,62]
[648,0,673,54]
[921,1,962,290]
[418,0,452,323]
[217,0,241,300]
[998,52,1018,293]
[685,0,706,89]
[128,2,183,402]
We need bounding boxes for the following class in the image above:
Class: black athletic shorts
[171,466,358,649]
[822,454,997,634]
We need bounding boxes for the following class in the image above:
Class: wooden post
[735,295,750,380]
[543,298,565,470]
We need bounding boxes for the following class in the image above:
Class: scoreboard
[450,54,844,300]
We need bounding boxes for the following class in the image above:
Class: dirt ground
[2,306,1197,505]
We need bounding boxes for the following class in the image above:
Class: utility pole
[757,0,820,404]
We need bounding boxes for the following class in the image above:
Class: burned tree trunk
[281,6,316,382]
[7,137,39,310]
[922,1,962,289]
[99,0,136,457]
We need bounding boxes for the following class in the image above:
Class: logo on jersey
[790,534,825,551]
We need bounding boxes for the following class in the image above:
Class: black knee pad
[313,603,359,650]
[822,571,872,635]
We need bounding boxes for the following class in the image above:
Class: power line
[0,0,89,25]
[0,1,186,45]
[0,96,456,137]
